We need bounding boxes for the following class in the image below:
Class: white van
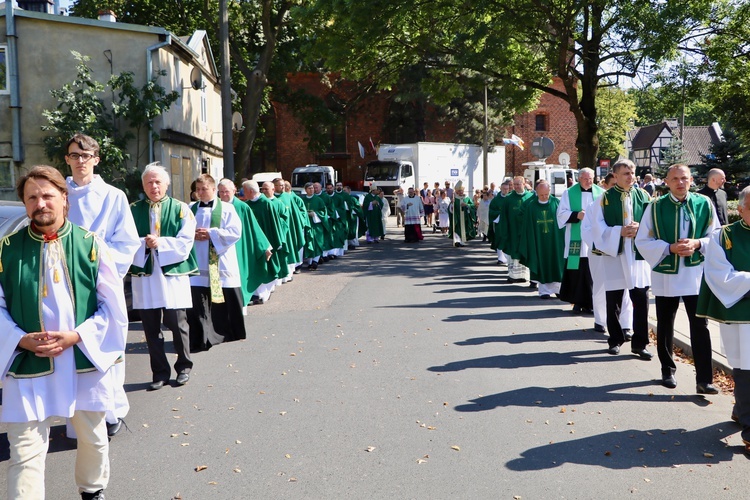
[522,161,578,198]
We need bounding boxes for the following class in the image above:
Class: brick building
[259,73,577,187]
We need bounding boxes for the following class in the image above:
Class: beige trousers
[7,410,109,499]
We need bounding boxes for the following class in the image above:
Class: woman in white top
[437,190,451,235]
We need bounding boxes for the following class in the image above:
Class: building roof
[674,126,722,166]
[630,123,669,150]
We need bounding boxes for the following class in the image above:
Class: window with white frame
[0,159,14,189]
[0,45,9,94]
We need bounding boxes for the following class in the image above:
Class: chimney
[98,9,116,22]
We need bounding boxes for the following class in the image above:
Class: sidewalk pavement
[647,296,731,374]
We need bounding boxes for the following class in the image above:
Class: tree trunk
[235,73,268,179]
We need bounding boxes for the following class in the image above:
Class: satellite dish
[190,67,204,90]
[232,112,244,132]
[530,137,555,160]
[559,152,570,166]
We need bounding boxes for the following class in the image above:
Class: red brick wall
[272,73,577,186]
[505,77,578,176]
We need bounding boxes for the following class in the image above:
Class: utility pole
[483,83,488,188]
[219,0,234,180]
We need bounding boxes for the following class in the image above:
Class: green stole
[651,193,712,274]
[598,185,650,259]
[129,196,199,277]
[190,200,224,303]
[566,183,605,270]
[697,221,750,323]
[0,221,99,378]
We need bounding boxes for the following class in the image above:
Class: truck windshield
[365,164,398,181]
[292,172,322,187]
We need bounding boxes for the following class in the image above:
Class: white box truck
[290,165,337,193]
[364,142,505,203]
[522,161,578,198]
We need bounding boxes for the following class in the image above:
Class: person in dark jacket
[698,168,728,225]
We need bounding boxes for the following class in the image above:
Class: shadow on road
[505,422,738,471]
[456,329,602,345]
[454,380,712,412]
[427,348,621,373]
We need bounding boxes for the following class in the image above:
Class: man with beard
[449,181,476,247]
[130,163,197,390]
[187,174,245,353]
[519,181,566,298]
[0,166,127,500]
[557,168,605,313]
[400,186,425,243]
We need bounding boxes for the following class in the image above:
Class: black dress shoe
[176,373,190,385]
[631,348,653,360]
[81,490,105,500]
[662,376,677,389]
[311,262,318,270]
[148,380,165,391]
[106,419,123,437]
[540,294,551,299]
[528,282,537,289]
[594,323,606,333]
[607,345,620,355]
[696,383,718,395]
[293,267,301,274]
[572,305,582,313]
[623,329,633,341]
[581,307,593,314]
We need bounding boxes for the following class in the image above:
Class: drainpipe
[6,1,24,162]
[146,34,171,164]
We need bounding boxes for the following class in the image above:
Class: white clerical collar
[249,193,261,202]
[538,199,550,204]
[669,193,688,204]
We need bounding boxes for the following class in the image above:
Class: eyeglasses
[67,153,96,161]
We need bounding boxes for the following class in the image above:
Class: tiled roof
[631,123,669,150]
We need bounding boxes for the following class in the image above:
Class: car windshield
[365,164,398,181]
[292,172,323,186]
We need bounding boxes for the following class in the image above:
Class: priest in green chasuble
[697,186,750,450]
[363,185,385,242]
[243,180,284,304]
[519,180,566,298]
[501,176,534,282]
[301,182,329,269]
[448,181,476,247]
[488,180,511,265]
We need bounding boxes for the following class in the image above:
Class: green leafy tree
[595,86,637,161]
[42,51,178,199]
[300,0,714,169]
[657,138,686,178]
[699,129,750,182]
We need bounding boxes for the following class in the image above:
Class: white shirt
[131,200,196,309]
[636,195,718,297]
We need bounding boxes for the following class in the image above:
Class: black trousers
[734,368,750,443]
[558,257,593,309]
[606,287,649,349]
[655,295,713,383]
[139,308,193,383]
[187,286,247,353]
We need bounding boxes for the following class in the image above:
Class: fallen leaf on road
[181,443,189,447]
[567,422,574,425]
[644,478,651,483]
[559,408,566,413]
[704,452,714,458]
[195,465,207,472]
[604,451,611,456]
[170,433,178,438]
[233,468,241,473]
[416,458,427,464]
[236,440,242,444]
[280,411,287,416]
[451,445,460,452]
[289,477,298,482]
[366,446,376,452]
[208,481,217,485]
[143,424,149,428]
[285,454,291,459]
[427,426,437,431]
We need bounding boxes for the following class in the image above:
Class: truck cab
[291,165,337,193]
[363,160,415,201]
[522,161,578,198]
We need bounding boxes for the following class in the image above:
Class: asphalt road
[0,220,746,499]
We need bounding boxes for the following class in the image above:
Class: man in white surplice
[636,164,719,392]
[698,186,750,451]
[65,133,140,438]
[0,166,127,500]
[588,159,653,360]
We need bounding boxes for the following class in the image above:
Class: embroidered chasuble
[697,221,750,323]
[595,185,650,259]
[448,196,477,241]
[649,193,713,274]
[129,197,199,277]
[500,190,534,258]
[0,221,100,377]
[518,197,566,284]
